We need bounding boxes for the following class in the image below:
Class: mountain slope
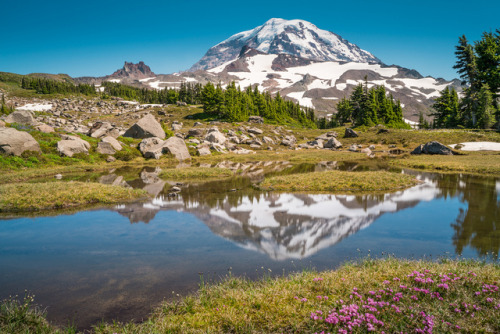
[190,18,380,71]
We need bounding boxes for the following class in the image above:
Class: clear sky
[1,0,498,81]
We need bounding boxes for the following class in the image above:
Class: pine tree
[476,83,495,129]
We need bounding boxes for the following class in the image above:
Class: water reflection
[108,165,499,259]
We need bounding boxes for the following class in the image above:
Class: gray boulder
[88,121,119,138]
[281,135,297,147]
[205,131,227,144]
[0,127,41,156]
[344,128,359,138]
[35,123,54,133]
[197,144,211,156]
[411,141,455,155]
[101,136,122,151]
[248,127,263,135]
[187,128,206,137]
[162,136,191,161]
[5,110,37,126]
[60,135,91,150]
[139,137,164,159]
[324,137,342,149]
[97,142,116,155]
[124,114,165,139]
[57,140,89,157]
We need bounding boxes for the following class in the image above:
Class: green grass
[259,170,419,193]
[0,181,148,211]
[160,167,234,181]
[6,258,497,333]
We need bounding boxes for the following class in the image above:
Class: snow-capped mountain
[190,18,380,71]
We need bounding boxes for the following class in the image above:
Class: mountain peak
[109,61,155,79]
[190,18,380,71]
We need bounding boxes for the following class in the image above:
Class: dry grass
[0,181,148,211]
[391,151,500,175]
[259,170,419,193]
[160,167,234,181]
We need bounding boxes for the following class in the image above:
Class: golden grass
[0,181,148,211]
[391,151,500,175]
[259,170,419,193]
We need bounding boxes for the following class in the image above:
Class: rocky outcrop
[5,110,37,126]
[124,114,165,139]
[0,127,41,156]
[108,61,156,80]
[411,141,455,155]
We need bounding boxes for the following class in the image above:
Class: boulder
[307,139,324,148]
[162,136,191,161]
[344,128,359,138]
[348,144,358,152]
[197,144,211,156]
[123,114,165,139]
[187,128,205,137]
[281,135,297,147]
[35,123,54,133]
[0,127,41,156]
[262,136,275,145]
[324,137,342,149]
[106,156,116,163]
[101,136,122,151]
[97,142,116,155]
[248,127,263,135]
[57,140,89,157]
[88,121,119,138]
[361,148,372,155]
[5,110,37,126]
[411,141,454,155]
[60,135,90,150]
[139,137,164,159]
[205,131,227,144]
[0,120,5,127]
[171,121,183,131]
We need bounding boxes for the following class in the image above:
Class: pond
[0,162,499,330]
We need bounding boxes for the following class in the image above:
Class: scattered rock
[411,141,455,155]
[176,101,187,107]
[88,121,119,138]
[0,120,5,127]
[262,136,275,145]
[281,135,296,147]
[377,128,389,134]
[106,156,116,163]
[124,114,165,139]
[54,174,63,179]
[307,139,324,148]
[0,127,41,156]
[344,128,359,138]
[60,134,91,150]
[361,148,372,155]
[171,121,183,131]
[187,128,205,137]
[348,144,358,152]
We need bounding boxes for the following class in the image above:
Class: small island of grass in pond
[0,182,148,212]
[259,170,420,193]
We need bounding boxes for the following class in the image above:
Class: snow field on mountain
[17,103,53,111]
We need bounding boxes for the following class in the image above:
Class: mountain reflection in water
[110,164,499,259]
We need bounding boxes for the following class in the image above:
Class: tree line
[21,77,97,95]
[200,82,316,127]
[319,79,409,129]
[432,29,500,129]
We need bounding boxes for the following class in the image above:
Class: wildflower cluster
[307,269,499,333]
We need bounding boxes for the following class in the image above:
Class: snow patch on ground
[17,103,53,111]
[449,142,500,151]
[108,79,121,83]
[139,77,156,82]
[287,91,313,108]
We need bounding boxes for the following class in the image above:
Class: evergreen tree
[476,83,495,129]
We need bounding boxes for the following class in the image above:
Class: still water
[0,162,499,329]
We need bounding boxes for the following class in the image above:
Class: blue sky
[1,0,498,80]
